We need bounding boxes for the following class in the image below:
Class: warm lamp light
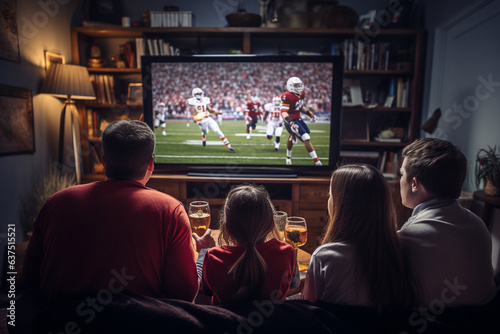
[40,63,95,177]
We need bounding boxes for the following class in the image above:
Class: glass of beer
[188,201,211,237]
[285,217,307,249]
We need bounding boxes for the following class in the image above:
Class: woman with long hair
[302,164,416,313]
[201,183,297,304]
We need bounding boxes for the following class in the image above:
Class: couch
[6,288,500,334]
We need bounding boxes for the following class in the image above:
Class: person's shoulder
[265,238,295,252]
[202,97,211,104]
[206,245,238,260]
[312,242,352,258]
[187,97,197,105]
[281,91,296,103]
[143,186,183,204]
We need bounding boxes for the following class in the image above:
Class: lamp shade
[41,63,96,100]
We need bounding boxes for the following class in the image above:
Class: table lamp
[40,63,96,177]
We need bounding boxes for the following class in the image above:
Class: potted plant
[19,165,75,240]
[475,146,500,196]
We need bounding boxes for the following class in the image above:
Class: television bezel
[141,54,344,178]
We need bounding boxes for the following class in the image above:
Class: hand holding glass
[188,201,211,237]
[273,211,288,241]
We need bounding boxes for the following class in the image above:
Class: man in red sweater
[22,120,199,303]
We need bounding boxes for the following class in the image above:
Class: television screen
[142,55,343,177]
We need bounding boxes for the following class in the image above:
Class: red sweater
[22,179,198,302]
[202,238,296,304]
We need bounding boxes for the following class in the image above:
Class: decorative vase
[484,177,500,196]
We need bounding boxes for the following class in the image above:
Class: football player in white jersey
[187,87,235,152]
[154,101,167,136]
[264,96,284,151]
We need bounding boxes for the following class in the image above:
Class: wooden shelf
[342,106,412,112]
[72,25,426,180]
[87,67,141,74]
[341,140,408,147]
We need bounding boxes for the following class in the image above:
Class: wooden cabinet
[71,26,426,177]
[149,174,330,254]
[79,174,410,254]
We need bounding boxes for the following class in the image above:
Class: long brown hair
[218,183,276,301]
[322,164,416,313]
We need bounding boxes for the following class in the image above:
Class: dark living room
[0,0,499,333]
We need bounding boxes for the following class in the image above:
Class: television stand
[187,172,298,179]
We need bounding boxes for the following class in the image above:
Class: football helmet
[272,96,281,107]
[251,96,260,103]
[192,87,204,100]
[287,77,304,95]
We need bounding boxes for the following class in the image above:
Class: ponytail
[219,184,275,301]
[228,245,267,300]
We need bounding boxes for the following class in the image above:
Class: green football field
[153,119,331,166]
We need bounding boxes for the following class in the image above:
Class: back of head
[221,183,275,248]
[220,183,275,300]
[323,164,396,244]
[402,138,467,199]
[323,164,416,313]
[102,120,155,180]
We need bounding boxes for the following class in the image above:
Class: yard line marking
[155,141,329,147]
[155,155,325,160]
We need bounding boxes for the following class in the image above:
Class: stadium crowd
[150,61,333,119]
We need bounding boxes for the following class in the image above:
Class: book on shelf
[143,38,178,56]
[334,39,393,71]
[374,137,402,143]
[149,11,193,27]
[136,38,144,68]
[89,74,116,105]
[377,151,400,178]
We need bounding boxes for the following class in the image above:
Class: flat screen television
[141,55,343,178]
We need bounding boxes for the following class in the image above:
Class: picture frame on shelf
[127,83,143,105]
[0,84,35,156]
[342,79,363,107]
[0,0,20,63]
[44,51,65,72]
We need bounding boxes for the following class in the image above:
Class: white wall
[422,0,500,271]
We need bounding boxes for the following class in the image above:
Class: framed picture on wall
[44,51,65,72]
[0,84,35,156]
[0,0,21,63]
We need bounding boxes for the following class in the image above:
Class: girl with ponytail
[201,183,297,304]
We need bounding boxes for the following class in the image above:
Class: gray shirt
[301,242,370,306]
[399,198,497,307]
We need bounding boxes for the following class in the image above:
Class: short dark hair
[102,120,155,180]
[402,138,467,199]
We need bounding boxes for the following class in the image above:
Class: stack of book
[89,74,116,105]
[149,11,194,27]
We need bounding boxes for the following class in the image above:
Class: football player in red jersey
[280,77,322,166]
[245,96,263,140]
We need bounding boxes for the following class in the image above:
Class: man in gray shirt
[398,138,497,307]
